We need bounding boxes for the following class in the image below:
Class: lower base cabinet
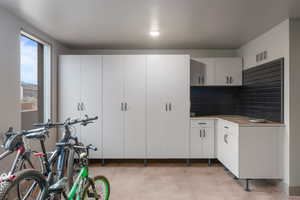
[190,119,215,158]
[216,119,282,179]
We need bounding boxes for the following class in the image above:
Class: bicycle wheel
[0,169,47,200]
[92,176,110,200]
[80,177,97,200]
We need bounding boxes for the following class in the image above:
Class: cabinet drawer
[220,120,238,132]
[191,119,214,128]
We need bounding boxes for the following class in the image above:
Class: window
[20,32,51,122]
[20,35,38,112]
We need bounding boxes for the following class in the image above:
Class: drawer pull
[224,134,228,144]
[198,122,207,125]
[224,126,229,129]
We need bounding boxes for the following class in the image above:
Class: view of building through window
[20,35,38,112]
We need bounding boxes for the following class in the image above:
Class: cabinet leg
[245,179,251,192]
[208,159,212,167]
[186,159,191,166]
[144,159,148,167]
[101,159,105,166]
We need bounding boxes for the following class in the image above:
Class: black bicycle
[0,115,98,200]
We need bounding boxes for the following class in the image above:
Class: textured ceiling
[0,0,299,49]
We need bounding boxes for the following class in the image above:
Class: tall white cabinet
[147,55,190,158]
[59,55,102,158]
[102,55,146,158]
[60,54,190,160]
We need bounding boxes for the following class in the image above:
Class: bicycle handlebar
[33,115,98,128]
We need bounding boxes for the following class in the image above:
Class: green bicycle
[67,144,110,200]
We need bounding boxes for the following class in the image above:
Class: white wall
[238,19,290,189]
[289,19,300,189]
[0,7,67,171]
[63,49,237,58]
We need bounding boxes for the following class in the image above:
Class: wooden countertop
[191,115,285,127]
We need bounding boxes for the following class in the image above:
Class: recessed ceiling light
[150,31,160,37]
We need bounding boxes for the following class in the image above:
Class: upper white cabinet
[147,55,190,158]
[190,57,242,86]
[215,58,243,86]
[190,58,215,86]
[102,55,146,159]
[59,55,102,158]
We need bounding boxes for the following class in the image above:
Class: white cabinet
[216,119,239,176]
[216,119,282,179]
[147,55,190,158]
[59,55,102,158]
[215,58,242,86]
[103,55,146,159]
[190,119,215,158]
[123,56,146,158]
[190,57,242,86]
[102,56,124,158]
[190,58,215,86]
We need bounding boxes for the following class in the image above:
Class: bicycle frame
[67,166,89,200]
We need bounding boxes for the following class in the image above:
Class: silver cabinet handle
[165,103,168,112]
[224,134,228,144]
[169,103,172,111]
[200,129,202,138]
[121,103,124,111]
[203,129,206,137]
[81,102,84,111]
[124,102,128,111]
[77,103,80,111]
[224,126,229,129]
[226,76,229,84]
[198,122,207,125]
[230,76,233,84]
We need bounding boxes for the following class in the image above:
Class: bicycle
[0,127,48,199]
[0,115,108,200]
[67,144,110,200]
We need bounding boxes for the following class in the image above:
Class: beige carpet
[89,162,299,200]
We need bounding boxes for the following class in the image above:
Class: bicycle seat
[25,131,48,140]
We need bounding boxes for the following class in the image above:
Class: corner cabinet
[216,119,282,179]
[59,55,102,159]
[190,57,242,86]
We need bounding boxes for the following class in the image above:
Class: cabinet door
[103,55,124,158]
[80,56,102,158]
[190,127,203,158]
[190,58,215,86]
[123,55,146,158]
[59,56,82,139]
[201,127,214,158]
[167,55,190,157]
[215,58,242,86]
[146,55,170,158]
[147,55,189,158]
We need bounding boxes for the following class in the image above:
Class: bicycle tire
[92,176,110,200]
[0,169,47,200]
[80,177,97,200]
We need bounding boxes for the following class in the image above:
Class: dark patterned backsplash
[191,58,284,122]
[190,87,240,116]
[238,58,284,122]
